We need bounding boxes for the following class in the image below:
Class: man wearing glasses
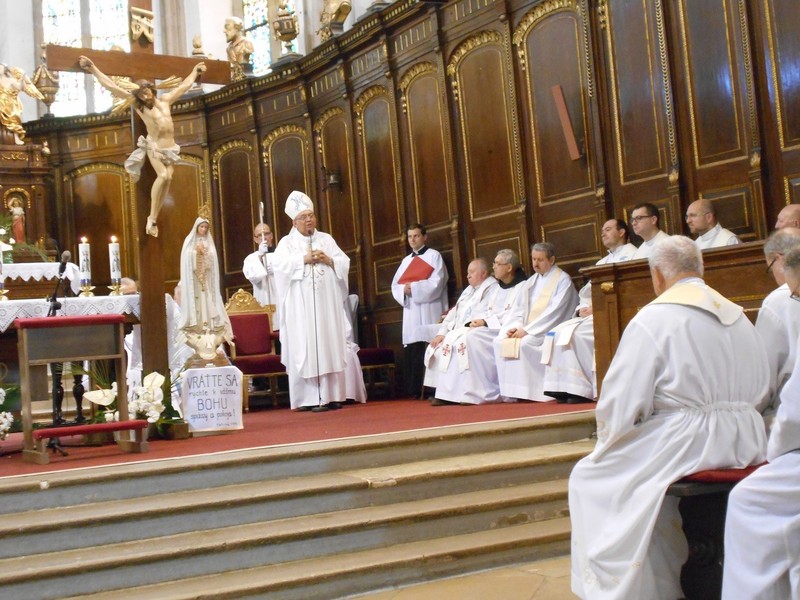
[685,198,740,249]
[723,243,800,599]
[630,202,669,259]
[272,191,366,412]
[755,227,800,428]
[569,235,769,600]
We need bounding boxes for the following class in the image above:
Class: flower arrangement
[0,386,19,441]
[129,372,166,423]
[84,382,119,422]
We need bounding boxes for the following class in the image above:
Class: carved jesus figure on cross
[78,56,206,238]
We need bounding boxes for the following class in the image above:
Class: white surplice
[542,243,638,400]
[391,247,449,344]
[272,227,363,409]
[569,279,769,600]
[423,276,498,389]
[632,230,669,260]
[492,268,578,401]
[433,278,526,404]
[694,223,740,249]
[723,347,800,600]
[755,283,800,425]
[242,250,280,326]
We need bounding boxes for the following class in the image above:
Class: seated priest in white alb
[429,249,527,406]
[685,198,740,249]
[631,202,669,259]
[723,245,800,600]
[492,242,578,402]
[423,258,497,396]
[755,227,800,429]
[543,219,637,404]
[569,235,769,600]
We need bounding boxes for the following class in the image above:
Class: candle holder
[108,280,122,296]
[79,283,95,297]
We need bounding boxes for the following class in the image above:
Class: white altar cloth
[1,262,82,294]
[0,294,140,333]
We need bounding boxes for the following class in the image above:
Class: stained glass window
[42,0,86,117]
[243,0,272,75]
[89,0,130,112]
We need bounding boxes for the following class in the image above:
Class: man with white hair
[271,191,365,411]
[423,258,497,403]
[569,235,769,600]
[493,242,578,402]
[428,249,526,405]
[685,198,740,249]
[775,203,800,229]
[755,227,800,426]
[543,219,637,404]
[723,244,800,600]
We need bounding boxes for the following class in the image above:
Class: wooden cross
[44,11,232,380]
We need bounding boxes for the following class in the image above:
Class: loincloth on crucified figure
[125,135,181,237]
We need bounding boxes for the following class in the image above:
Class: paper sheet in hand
[397,256,435,284]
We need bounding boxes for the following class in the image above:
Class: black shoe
[311,404,331,412]
[566,395,594,404]
[328,402,343,410]
[295,406,313,412]
[430,398,451,406]
[545,391,570,404]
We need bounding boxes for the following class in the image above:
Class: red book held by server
[397,256,435,284]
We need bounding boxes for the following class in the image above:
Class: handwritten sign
[181,365,243,432]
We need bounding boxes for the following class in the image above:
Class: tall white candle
[108,236,121,281]
[78,237,91,283]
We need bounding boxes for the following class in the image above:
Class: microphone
[58,250,71,277]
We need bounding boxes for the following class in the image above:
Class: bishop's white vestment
[423,276,498,390]
[569,278,769,600]
[272,227,362,409]
[492,267,578,401]
[432,274,526,404]
[754,283,800,426]
[243,250,280,326]
[542,243,638,401]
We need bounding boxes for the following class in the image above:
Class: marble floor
[352,556,577,600]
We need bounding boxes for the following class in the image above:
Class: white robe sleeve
[390,255,412,308]
[522,274,578,336]
[410,252,448,305]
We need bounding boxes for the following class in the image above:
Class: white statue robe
[569,279,769,600]
[632,229,670,260]
[694,223,740,249]
[754,283,800,425]
[542,243,638,400]
[242,250,280,327]
[492,267,578,401]
[433,278,526,404]
[723,348,800,600]
[423,276,498,389]
[391,247,449,345]
[272,227,360,409]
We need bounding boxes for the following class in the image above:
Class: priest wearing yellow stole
[569,235,769,600]
[492,242,578,402]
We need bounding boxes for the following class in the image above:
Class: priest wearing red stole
[391,224,448,397]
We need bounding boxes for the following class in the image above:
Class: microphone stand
[309,232,328,413]
[46,264,69,454]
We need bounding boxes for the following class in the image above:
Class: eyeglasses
[766,254,782,274]
[630,215,654,222]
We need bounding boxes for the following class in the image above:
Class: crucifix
[44,1,232,380]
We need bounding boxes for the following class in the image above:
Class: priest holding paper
[391,224,449,397]
[272,191,364,411]
[493,242,578,402]
[243,221,280,324]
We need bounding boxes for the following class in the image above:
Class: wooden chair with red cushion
[224,289,285,411]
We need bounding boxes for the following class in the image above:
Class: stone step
[0,440,594,557]
[0,411,595,513]
[61,518,573,600]
[0,480,569,598]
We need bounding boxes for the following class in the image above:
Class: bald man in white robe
[723,243,800,600]
[543,219,637,403]
[492,243,578,402]
[430,249,526,405]
[423,259,497,394]
[569,236,769,600]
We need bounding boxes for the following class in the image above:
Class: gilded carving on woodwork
[447,31,503,103]
[0,152,26,162]
[655,0,678,170]
[130,6,155,44]
[353,86,388,136]
[668,167,680,186]
[398,62,436,115]
[512,0,576,70]
[594,185,605,203]
[737,0,759,151]
[313,107,344,154]
[601,282,614,293]
[761,0,784,151]
[597,0,608,30]
[211,139,253,180]
[262,125,308,167]
[3,187,31,210]
[750,149,761,169]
